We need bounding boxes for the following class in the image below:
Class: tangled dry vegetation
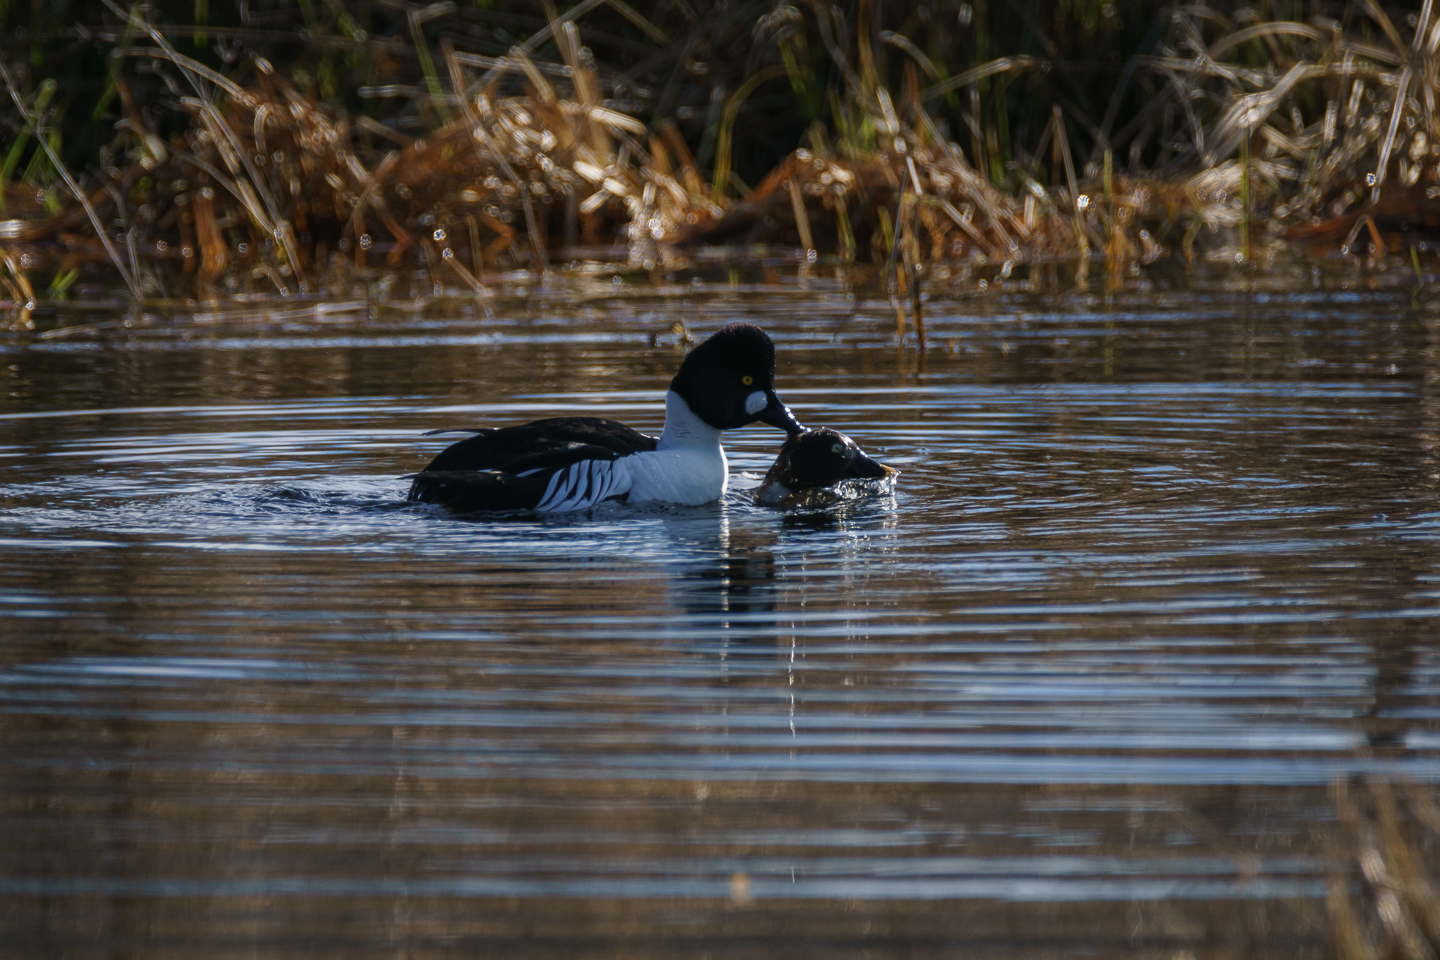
[1328,779,1440,960]
[1,1,1439,330]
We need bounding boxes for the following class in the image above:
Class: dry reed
[1328,779,1440,960]
[0,0,1437,326]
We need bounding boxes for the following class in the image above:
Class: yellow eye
[741,375,753,386]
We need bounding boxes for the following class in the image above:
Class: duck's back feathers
[407,417,658,513]
[417,417,658,472]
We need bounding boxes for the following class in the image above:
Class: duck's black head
[764,427,894,491]
[669,322,802,432]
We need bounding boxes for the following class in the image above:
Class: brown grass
[1,1,1438,328]
[1328,779,1440,960]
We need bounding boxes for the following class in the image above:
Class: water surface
[2,273,1439,956]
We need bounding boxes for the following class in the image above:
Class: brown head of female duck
[755,427,897,508]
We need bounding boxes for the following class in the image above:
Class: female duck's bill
[755,427,898,508]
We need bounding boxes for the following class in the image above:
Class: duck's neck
[656,390,723,451]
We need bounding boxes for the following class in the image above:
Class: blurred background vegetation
[0,0,1433,312]
[0,0,1312,196]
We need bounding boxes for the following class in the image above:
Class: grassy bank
[0,0,1436,327]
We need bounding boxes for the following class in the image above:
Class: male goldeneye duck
[407,322,803,514]
[754,427,897,508]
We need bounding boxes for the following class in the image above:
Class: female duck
[754,427,896,508]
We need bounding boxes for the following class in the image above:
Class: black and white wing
[406,417,657,514]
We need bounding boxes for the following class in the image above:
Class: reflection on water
[2,275,1439,955]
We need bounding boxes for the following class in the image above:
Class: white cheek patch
[744,390,768,416]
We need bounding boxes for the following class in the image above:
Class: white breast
[624,445,728,505]
[620,389,730,506]
[532,390,730,512]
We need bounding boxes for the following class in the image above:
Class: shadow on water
[677,542,779,621]
[1,275,1439,956]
